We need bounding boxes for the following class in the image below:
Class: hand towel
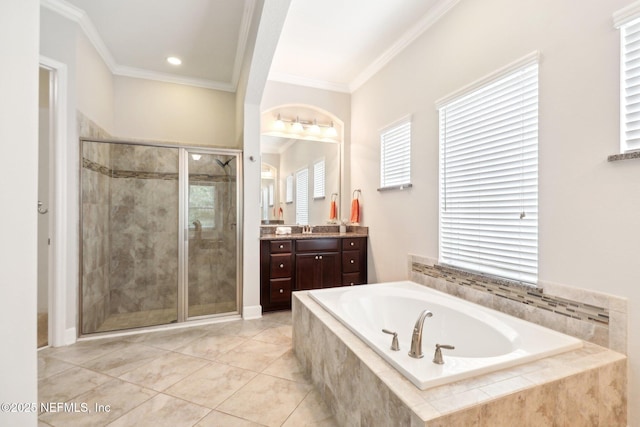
[329,200,337,221]
[350,198,360,224]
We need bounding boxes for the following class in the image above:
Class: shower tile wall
[108,144,179,317]
[81,141,112,333]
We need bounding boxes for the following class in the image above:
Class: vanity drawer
[270,254,292,278]
[342,238,364,250]
[342,250,361,273]
[342,272,364,286]
[270,240,292,254]
[269,278,292,303]
[296,238,339,253]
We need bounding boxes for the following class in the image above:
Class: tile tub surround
[409,255,628,354]
[292,292,627,426]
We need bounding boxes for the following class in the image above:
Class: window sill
[377,183,413,192]
[607,151,640,162]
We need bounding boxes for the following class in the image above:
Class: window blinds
[439,62,538,284]
[313,159,325,199]
[622,18,640,152]
[380,120,411,188]
[295,168,309,225]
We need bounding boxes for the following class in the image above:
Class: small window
[285,174,293,203]
[438,56,539,284]
[313,159,325,199]
[617,12,640,152]
[189,184,216,228]
[295,168,309,225]
[380,118,411,190]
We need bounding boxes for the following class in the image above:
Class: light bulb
[291,117,304,133]
[325,121,338,138]
[273,114,285,131]
[309,119,320,134]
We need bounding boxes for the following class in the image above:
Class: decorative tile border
[411,262,609,326]
[82,157,234,183]
[408,255,627,353]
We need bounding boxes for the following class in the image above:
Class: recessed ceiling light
[166,56,182,66]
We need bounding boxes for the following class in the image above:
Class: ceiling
[43,0,459,94]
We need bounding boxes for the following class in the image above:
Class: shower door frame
[78,138,243,335]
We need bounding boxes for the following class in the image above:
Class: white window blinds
[313,159,325,199]
[295,168,309,225]
[621,17,640,152]
[438,62,538,284]
[380,119,411,189]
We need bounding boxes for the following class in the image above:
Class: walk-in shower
[80,139,242,334]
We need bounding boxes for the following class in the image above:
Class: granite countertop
[260,231,368,240]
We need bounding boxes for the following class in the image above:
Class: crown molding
[41,0,243,92]
[613,0,640,28]
[349,0,460,92]
[267,71,351,94]
[113,65,236,92]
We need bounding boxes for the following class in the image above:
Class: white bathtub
[308,281,583,390]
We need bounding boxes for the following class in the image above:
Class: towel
[350,198,360,224]
[329,200,337,221]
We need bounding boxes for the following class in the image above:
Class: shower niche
[80,139,241,334]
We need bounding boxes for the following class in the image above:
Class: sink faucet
[408,309,433,358]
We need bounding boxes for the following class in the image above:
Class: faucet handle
[381,329,400,351]
[433,344,455,364]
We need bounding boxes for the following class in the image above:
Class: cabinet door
[295,253,320,290]
[319,252,341,288]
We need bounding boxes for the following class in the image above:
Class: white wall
[0,0,39,425]
[114,76,236,146]
[351,0,640,421]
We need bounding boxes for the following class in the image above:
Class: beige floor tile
[129,326,211,351]
[80,343,169,376]
[38,355,74,380]
[106,394,210,427]
[38,366,112,403]
[262,349,307,383]
[281,388,335,427]
[217,374,312,427]
[175,334,247,360]
[252,325,292,346]
[165,362,257,409]
[39,379,157,427]
[39,338,133,365]
[215,339,290,372]
[118,352,210,391]
[218,318,281,338]
[195,410,266,427]
[262,310,293,325]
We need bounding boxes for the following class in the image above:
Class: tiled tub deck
[292,291,627,426]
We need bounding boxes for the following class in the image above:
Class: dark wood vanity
[260,232,368,312]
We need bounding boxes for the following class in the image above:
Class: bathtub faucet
[408,309,433,358]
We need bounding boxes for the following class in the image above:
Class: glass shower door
[185,151,239,318]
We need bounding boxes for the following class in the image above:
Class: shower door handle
[38,201,48,214]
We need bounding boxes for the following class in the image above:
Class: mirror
[261,135,340,225]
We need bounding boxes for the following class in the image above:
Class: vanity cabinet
[260,235,367,312]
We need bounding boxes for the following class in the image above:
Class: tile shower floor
[38,311,337,427]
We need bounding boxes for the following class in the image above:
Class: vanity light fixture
[167,56,182,66]
[271,115,339,139]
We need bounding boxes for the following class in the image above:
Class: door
[185,151,239,318]
[37,67,52,347]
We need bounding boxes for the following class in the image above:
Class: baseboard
[242,305,262,320]
[64,327,77,346]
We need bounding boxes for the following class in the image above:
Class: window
[380,118,411,189]
[313,159,325,199]
[617,11,640,152]
[189,184,216,228]
[285,174,293,203]
[437,57,538,284]
[295,168,309,225]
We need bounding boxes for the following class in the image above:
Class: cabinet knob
[315,256,318,260]
[279,244,284,249]
[279,289,283,293]
[319,255,323,260]
[279,263,284,268]
[350,282,354,286]
[350,242,355,246]
[350,259,355,264]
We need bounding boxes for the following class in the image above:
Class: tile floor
[38,311,337,427]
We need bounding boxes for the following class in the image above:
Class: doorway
[79,140,242,334]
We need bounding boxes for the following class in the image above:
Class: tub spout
[408,309,433,358]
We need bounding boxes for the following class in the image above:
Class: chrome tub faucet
[408,309,433,358]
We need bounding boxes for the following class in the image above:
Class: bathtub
[308,281,582,390]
